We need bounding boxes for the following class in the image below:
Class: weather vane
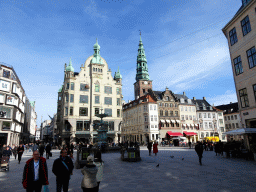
[139,29,141,36]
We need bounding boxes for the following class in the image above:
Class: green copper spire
[66,58,74,72]
[114,66,122,79]
[91,38,103,64]
[136,34,149,81]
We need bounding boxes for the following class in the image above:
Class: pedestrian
[12,145,18,159]
[153,141,158,156]
[3,146,12,158]
[93,156,104,191]
[147,141,152,156]
[70,143,74,154]
[17,144,24,164]
[33,143,39,152]
[22,150,49,192]
[195,141,204,165]
[39,143,45,157]
[52,149,74,192]
[188,141,192,149]
[81,155,98,192]
[45,144,51,159]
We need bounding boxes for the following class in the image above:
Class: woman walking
[153,141,158,156]
[81,156,98,192]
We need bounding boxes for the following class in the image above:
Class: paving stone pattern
[0,146,256,192]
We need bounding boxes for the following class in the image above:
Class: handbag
[43,185,49,192]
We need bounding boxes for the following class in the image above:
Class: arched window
[165,110,168,116]
[170,103,173,107]
[160,110,163,116]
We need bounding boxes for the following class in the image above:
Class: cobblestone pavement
[1,146,256,192]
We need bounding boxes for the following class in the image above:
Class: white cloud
[207,90,238,106]
[149,42,230,92]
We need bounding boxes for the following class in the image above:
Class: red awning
[183,131,197,136]
[167,131,183,136]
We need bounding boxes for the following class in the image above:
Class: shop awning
[160,119,165,123]
[166,120,170,123]
[167,131,183,136]
[182,124,186,126]
[223,128,256,135]
[171,120,175,123]
[183,131,197,136]
[191,124,194,127]
[176,120,180,123]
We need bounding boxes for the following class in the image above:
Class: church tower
[134,34,152,99]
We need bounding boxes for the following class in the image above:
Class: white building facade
[57,40,123,145]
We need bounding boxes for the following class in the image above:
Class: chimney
[193,97,196,100]
[203,97,206,100]
[183,92,186,96]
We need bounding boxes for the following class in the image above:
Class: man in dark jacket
[39,143,45,157]
[195,141,204,165]
[52,149,74,192]
[147,141,152,156]
[45,144,51,159]
[17,144,24,164]
[22,150,49,192]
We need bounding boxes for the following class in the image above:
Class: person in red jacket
[153,141,158,156]
[22,150,49,192]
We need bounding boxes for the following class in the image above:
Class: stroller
[0,154,10,171]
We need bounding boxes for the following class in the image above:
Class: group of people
[0,144,25,164]
[22,146,104,192]
[147,141,158,156]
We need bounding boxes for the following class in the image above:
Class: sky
[0,0,242,126]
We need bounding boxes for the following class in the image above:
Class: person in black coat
[52,149,74,192]
[45,144,51,159]
[147,141,152,156]
[17,144,24,164]
[22,151,49,192]
[39,144,45,157]
[195,141,204,165]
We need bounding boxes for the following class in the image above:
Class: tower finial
[139,29,141,36]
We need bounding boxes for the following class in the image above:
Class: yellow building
[222,0,256,128]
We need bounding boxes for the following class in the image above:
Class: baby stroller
[1,154,10,171]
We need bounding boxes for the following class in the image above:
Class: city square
[1,0,256,191]
[1,147,256,192]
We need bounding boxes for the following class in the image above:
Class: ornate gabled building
[134,35,152,99]
[148,88,181,144]
[174,92,198,142]
[57,39,123,145]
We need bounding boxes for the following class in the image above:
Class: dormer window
[166,96,169,101]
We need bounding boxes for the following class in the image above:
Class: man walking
[52,149,74,192]
[195,141,204,165]
[45,144,51,159]
[22,150,49,192]
[17,144,24,164]
[39,143,45,157]
[147,141,152,156]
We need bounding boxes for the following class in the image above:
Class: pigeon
[182,158,184,160]
[156,164,159,167]
[170,156,174,158]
